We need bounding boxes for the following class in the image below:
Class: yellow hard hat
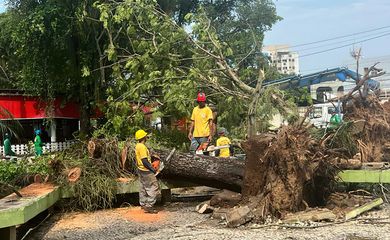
[135,129,148,140]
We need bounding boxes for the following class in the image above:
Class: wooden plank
[338,170,390,183]
[345,198,384,220]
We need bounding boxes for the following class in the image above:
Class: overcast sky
[264,0,390,74]
[1,0,390,75]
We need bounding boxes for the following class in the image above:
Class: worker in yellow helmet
[134,129,161,214]
[216,127,233,158]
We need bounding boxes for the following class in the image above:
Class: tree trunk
[157,150,244,191]
[79,91,91,139]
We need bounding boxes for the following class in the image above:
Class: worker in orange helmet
[134,129,161,214]
[188,92,214,153]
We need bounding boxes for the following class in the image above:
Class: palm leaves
[0,106,20,139]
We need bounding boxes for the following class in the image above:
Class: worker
[134,129,161,214]
[329,110,342,129]
[34,129,43,156]
[216,128,233,158]
[188,92,214,153]
[3,133,16,157]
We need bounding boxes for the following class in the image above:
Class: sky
[264,0,390,75]
[0,0,5,13]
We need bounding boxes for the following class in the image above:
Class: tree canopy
[0,0,289,138]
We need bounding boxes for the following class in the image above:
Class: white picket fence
[0,141,76,156]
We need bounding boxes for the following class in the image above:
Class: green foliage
[328,121,358,158]
[255,88,298,132]
[284,88,313,106]
[152,129,189,151]
[70,165,117,211]
[92,0,197,134]
[0,157,51,184]
[190,1,281,85]
[52,140,129,211]
[0,161,25,183]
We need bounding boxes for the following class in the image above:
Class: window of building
[316,87,333,102]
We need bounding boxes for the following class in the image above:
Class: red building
[0,90,79,143]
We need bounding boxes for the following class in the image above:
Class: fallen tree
[157,150,244,191]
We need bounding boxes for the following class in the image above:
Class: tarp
[0,95,80,120]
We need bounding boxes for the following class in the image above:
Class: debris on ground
[195,201,214,214]
[210,189,242,208]
[345,198,384,220]
[282,208,337,223]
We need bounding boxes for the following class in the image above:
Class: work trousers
[138,170,160,208]
[190,137,209,153]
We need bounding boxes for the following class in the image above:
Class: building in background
[0,89,80,144]
[263,45,300,75]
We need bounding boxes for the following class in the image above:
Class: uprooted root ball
[242,125,337,221]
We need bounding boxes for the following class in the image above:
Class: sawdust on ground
[50,212,103,231]
[113,207,167,223]
[49,206,167,232]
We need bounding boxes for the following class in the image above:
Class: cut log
[345,198,384,220]
[338,158,362,170]
[67,167,82,183]
[226,206,253,227]
[210,189,242,208]
[282,208,337,223]
[157,150,244,191]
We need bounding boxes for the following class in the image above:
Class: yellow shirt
[135,143,151,172]
[191,106,213,137]
[216,136,231,158]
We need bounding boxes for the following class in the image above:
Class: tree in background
[0,0,109,138]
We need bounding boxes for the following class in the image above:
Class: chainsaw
[153,148,176,176]
[195,144,230,155]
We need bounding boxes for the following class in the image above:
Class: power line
[269,25,390,51]
[295,30,390,52]
[299,32,390,58]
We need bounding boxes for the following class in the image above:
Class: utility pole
[351,47,362,84]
